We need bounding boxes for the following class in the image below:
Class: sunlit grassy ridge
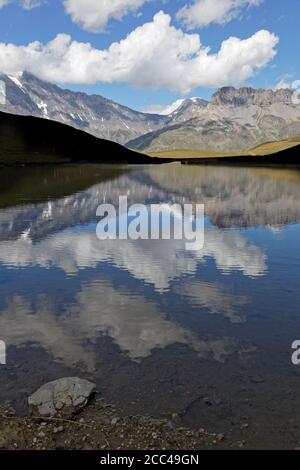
[248,138,300,156]
[147,149,227,159]
[142,137,300,160]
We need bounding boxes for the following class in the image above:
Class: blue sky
[0,0,299,111]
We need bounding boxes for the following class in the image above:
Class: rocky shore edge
[0,377,235,450]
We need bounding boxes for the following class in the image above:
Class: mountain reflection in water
[1,163,300,448]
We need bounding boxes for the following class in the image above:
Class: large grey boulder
[28,378,96,417]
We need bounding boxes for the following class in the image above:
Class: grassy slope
[142,137,300,160]
[147,149,227,158]
[248,137,300,155]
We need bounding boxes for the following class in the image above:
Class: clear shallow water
[1,164,300,448]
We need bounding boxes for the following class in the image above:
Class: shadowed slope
[0,111,161,165]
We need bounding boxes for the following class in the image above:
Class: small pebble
[53,426,64,434]
[241,423,249,430]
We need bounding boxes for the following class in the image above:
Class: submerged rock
[28,378,96,417]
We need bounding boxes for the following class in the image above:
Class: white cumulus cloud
[0,0,43,9]
[0,11,278,93]
[0,0,11,7]
[177,0,263,29]
[63,0,150,32]
[20,0,43,10]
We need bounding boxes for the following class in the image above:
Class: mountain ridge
[128,87,300,152]
[0,71,168,145]
[1,72,300,153]
[0,110,164,165]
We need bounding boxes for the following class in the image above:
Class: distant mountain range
[1,72,300,153]
[128,87,300,153]
[0,72,167,146]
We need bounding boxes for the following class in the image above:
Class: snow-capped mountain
[0,72,167,145]
[1,72,300,152]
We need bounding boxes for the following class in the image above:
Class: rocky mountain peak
[177,97,209,111]
[211,86,294,107]
[1,71,300,153]
[0,71,167,144]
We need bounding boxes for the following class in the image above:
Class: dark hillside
[0,111,159,165]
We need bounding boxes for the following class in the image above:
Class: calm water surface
[1,163,300,448]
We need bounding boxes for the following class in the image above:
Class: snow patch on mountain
[8,74,26,93]
[146,97,205,116]
[160,99,186,116]
[37,101,48,117]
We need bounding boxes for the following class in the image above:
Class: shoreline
[0,399,238,451]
